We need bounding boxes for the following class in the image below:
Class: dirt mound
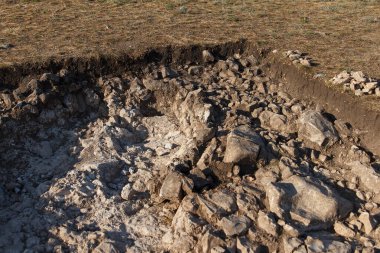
[0,46,379,252]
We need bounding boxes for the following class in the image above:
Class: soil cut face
[1,47,380,252]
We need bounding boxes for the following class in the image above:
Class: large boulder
[265,175,352,230]
[223,125,262,165]
[298,110,339,147]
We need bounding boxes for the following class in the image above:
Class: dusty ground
[1,0,380,79]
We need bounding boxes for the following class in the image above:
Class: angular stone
[202,50,215,63]
[349,162,380,197]
[223,125,261,165]
[197,138,218,170]
[40,72,60,84]
[160,172,183,200]
[237,237,262,253]
[331,71,351,85]
[246,55,259,66]
[0,93,14,109]
[269,113,288,133]
[197,195,227,223]
[172,205,206,235]
[305,234,352,253]
[188,66,203,76]
[289,53,301,61]
[159,171,192,201]
[120,184,135,200]
[215,60,228,72]
[347,146,371,164]
[236,192,260,220]
[188,168,209,190]
[352,71,366,83]
[198,231,225,253]
[358,212,377,235]
[334,222,355,238]
[218,214,251,236]
[93,240,120,253]
[169,235,196,253]
[375,87,380,97]
[334,119,352,137]
[258,110,274,126]
[257,211,278,236]
[160,66,177,78]
[283,237,307,253]
[365,82,378,91]
[355,89,363,96]
[298,110,339,147]
[265,175,352,230]
[256,83,267,94]
[206,190,237,214]
[210,246,227,253]
[173,89,215,145]
[300,59,311,67]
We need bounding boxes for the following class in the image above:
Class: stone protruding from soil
[265,175,352,231]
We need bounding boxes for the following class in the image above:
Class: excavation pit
[1,42,380,252]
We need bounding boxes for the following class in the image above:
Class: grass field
[1,0,380,79]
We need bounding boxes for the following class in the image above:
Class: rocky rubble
[284,50,314,67]
[0,50,380,252]
[331,71,380,97]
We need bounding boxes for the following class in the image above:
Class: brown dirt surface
[1,0,380,79]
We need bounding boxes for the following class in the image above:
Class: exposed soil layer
[1,43,380,253]
[1,41,379,156]
[262,55,380,157]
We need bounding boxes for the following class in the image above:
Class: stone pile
[331,70,380,97]
[0,50,379,252]
[284,50,313,67]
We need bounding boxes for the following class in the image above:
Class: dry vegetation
[0,0,379,78]
[1,1,380,252]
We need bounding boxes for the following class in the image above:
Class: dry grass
[0,0,380,80]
